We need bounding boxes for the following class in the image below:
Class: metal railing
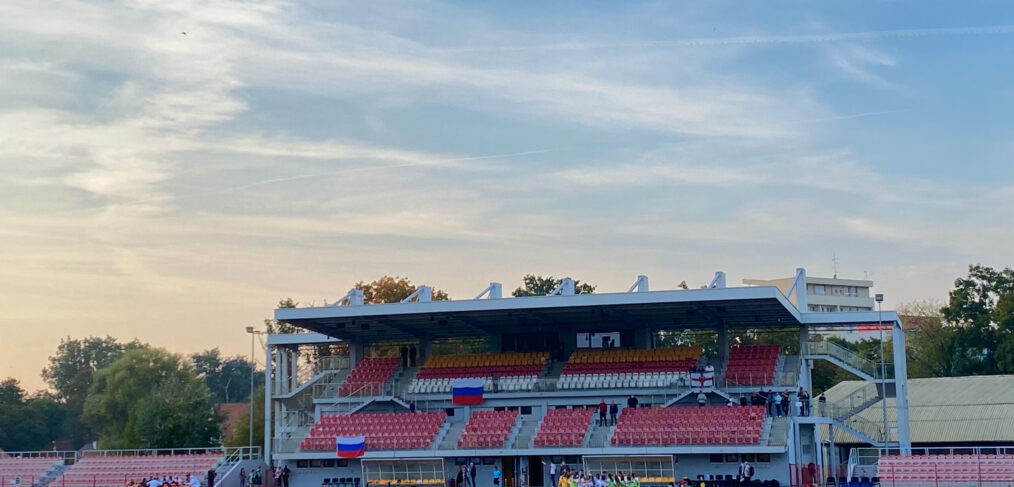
[807,340,887,378]
[821,382,881,420]
[81,447,233,457]
[0,451,76,460]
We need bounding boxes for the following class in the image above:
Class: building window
[846,286,858,296]
[814,285,826,295]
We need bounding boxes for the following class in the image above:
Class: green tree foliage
[83,348,219,448]
[939,265,1014,375]
[190,349,255,403]
[0,379,48,451]
[224,385,265,448]
[265,298,304,334]
[512,274,596,297]
[41,336,146,447]
[133,376,221,448]
[355,276,450,303]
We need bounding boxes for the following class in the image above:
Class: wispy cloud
[434,24,1014,52]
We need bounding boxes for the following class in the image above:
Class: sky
[1,0,1013,391]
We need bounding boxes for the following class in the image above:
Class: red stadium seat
[611,406,764,446]
[300,412,446,452]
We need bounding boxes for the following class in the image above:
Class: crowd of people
[124,466,284,487]
[713,388,826,417]
[125,474,204,487]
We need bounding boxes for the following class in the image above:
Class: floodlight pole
[876,294,888,443]
[245,326,260,451]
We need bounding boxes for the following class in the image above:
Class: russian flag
[452,378,484,405]
[336,435,365,458]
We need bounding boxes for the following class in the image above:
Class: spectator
[206,470,215,487]
[189,475,201,487]
[764,389,774,416]
[781,391,791,416]
[818,393,827,416]
[543,460,557,487]
[738,461,754,484]
[457,467,465,487]
[627,395,638,409]
[281,465,290,487]
[400,345,409,368]
[598,400,608,426]
[726,398,734,407]
[609,401,619,425]
[774,391,783,416]
[801,389,811,416]
[410,401,416,413]
[697,391,707,407]
[239,469,246,487]
[408,345,417,367]
[750,392,760,406]
[739,394,747,406]
[470,462,477,487]
[493,466,502,486]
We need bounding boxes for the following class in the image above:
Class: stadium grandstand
[0,448,261,487]
[262,269,917,487]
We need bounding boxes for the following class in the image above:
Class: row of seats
[421,352,549,368]
[612,406,764,445]
[408,376,538,394]
[414,365,544,380]
[338,357,400,396]
[562,348,700,375]
[57,454,221,487]
[0,457,63,482]
[534,408,593,447]
[301,412,446,451]
[557,372,684,390]
[416,352,547,381]
[458,410,518,448]
[725,345,780,385]
[879,454,1014,483]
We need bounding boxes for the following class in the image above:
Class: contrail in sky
[436,24,1014,52]
[223,149,552,193]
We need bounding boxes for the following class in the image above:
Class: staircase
[392,366,419,397]
[585,418,615,448]
[806,340,880,381]
[545,360,567,379]
[37,463,68,487]
[767,416,789,446]
[512,415,541,449]
[440,422,467,450]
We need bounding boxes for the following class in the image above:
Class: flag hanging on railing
[452,378,484,405]
[691,367,714,388]
[336,435,365,458]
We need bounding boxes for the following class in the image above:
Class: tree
[355,276,450,303]
[133,376,221,448]
[265,298,304,334]
[190,349,255,403]
[82,348,215,448]
[224,385,265,448]
[512,275,596,297]
[41,336,146,447]
[0,378,47,451]
[939,265,1014,375]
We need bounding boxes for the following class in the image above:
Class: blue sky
[1,0,1013,390]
